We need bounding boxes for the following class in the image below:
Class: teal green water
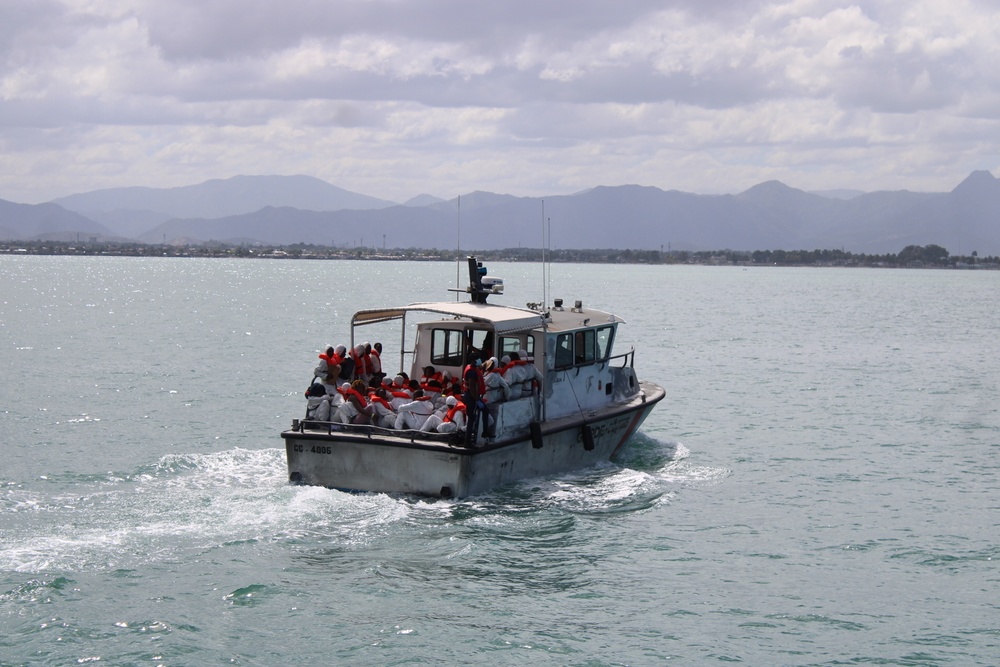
[2,257,998,665]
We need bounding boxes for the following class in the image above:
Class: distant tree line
[1,240,997,268]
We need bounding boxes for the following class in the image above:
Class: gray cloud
[1,0,997,204]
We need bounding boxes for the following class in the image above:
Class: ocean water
[1,256,998,666]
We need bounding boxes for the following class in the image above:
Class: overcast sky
[2,0,998,204]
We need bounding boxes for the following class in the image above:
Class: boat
[281,257,665,498]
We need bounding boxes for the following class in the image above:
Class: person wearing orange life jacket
[424,379,445,409]
[394,389,435,430]
[388,375,413,410]
[462,357,486,446]
[315,346,339,380]
[349,344,370,386]
[421,396,466,433]
[419,365,444,391]
[331,382,354,424]
[514,349,543,396]
[360,342,375,383]
[333,379,372,424]
[369,342,384,386]
[481,357,510,437]
[483,357,511,404]
[498,354,519,399]
[329,344,353,381]
[368,387,397,428]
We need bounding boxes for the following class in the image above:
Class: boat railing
[292,418,461,445]
[606,346,635,369]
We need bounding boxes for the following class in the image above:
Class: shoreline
[2,241,997,269]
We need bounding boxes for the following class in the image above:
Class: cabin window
[431,329,464,366]
[499,336,521,356]
[466,329,494,362]
[575,329,596,365]
[499,335,535,358]
[555,333,574,368]
[596,326,614,360]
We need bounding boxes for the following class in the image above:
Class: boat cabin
[348,260,640,442]
[283,257,664,496]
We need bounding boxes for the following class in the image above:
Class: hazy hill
[3,171,998,254]
[0,199,114,242]
[52,174,396,237]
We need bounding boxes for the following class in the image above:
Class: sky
[1,0,999,205]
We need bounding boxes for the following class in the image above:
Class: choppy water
[1,256,998,666]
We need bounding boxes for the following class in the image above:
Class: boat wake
[1,436,724,575]
[0,447,407,574]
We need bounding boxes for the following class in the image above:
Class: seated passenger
[318,372,341,397]
[333,380,372,425]
[369,342,384,386]
[499,355,521,400]
[333,344,354,381]
[421,396,466,433]
[350,344,371,385]
[388,375,413,409]
[304,383,331,422]
[481,358,510,437]
[315,346,331,378]
[483,357,511,404]
[394,389,435,430]
[424,379,445,408]
[368,387,397,428]
[517,349,543,396]
[420,365,444,391]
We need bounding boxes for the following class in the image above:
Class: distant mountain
[809,189,866,200]
[0,199,115,242]
[52,175,397,237]
[403,194,446,207]
[4,171,998,254]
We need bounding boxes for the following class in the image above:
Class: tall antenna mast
[547,215,552,309]
[455,195,461,301]
[541,199,546,310]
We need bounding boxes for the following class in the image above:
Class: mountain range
[2,172,998,255]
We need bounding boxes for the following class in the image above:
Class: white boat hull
[282,381,665,498]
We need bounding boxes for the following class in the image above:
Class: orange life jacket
[463,364,485,397]
[444,400,467,423]
[420,372,444,390]
[369,396,392,411]
[344,387,367,407]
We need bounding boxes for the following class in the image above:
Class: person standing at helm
[462,357,485,447]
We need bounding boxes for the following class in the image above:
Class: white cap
[446,396,457,406]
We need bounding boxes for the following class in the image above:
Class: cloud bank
[2,0,998,203]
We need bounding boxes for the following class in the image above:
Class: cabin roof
[352,301,545,335]
[544,306,623,332]
[352,301,622,335]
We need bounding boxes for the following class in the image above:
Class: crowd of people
[302,341,542,444]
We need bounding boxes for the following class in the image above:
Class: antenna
[547,216,552,308]
[455,195,461,301]
[541,199,546,311]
